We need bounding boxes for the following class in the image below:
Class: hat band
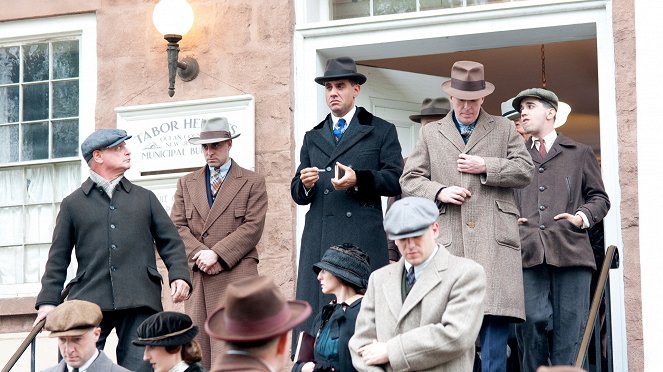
[420,107,447,116]
[223,304,290,335]
[450,78,486,92]
[136,325,194,342]
[503,109,519,117]
[199,131,231,140]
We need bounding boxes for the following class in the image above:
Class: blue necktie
[333,118,346,142]
[406,266,416,288]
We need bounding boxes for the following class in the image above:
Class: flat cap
[512,88,559,112]
[45,300,102,337]
[384,197,439,240]
[81,128,132,163]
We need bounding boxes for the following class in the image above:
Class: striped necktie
[210,168,222,196]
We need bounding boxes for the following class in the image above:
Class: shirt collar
[452,112,478,131]
[531,130,558,151]
[332,106,357,127]
[403,245,439,280]
[209,158,232,178]
[169,361,190,372]
[68,349,99,372]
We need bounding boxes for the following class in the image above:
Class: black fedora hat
[132,312,198,347]
[313,243,371,290]
[315,57,367,86]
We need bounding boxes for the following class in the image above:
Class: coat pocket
[146,266,163,284]
[494,199,521,249]
[437,203,452,247]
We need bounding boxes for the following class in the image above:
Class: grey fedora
[188,117,240,145]
[441,61,495,100]
[315,57,367,86]
[501,97,521,120]
[409,97,450,123]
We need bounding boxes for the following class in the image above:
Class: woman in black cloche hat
[292,243,371,372]
[133,312,206,372]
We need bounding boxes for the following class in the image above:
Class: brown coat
[171,160,268,369]
[400,109,534,321]
[211,353,273,372]
[514,134,610,269]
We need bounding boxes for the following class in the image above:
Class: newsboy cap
[133,311,198,347]
[512,88,559,112]
[81,128,132,163]
[45,300,102,337]
[384,197,439,240]
[313,243,371,290]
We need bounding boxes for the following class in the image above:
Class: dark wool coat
[291,107,403,333]
[514,133,610,269]
[36,177,191,312]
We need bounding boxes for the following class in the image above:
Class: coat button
[110,224,116,229]
[539,205,545,211]
[202,232,209,238]
[110,205,116,210]
[326,167,332,172]
[538,167,545,173]
[346,212,352,218]
[110,266,117,272]
[111,244,117,250]
[467,222,476,229]
[324,189,330,195]
[539,224,546,230]
[539,186,545,192]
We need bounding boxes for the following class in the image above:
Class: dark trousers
[97,307,155,372]
[479,316,510,372]
[516,265,592,371]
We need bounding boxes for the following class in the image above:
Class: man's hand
[193,250,220,273]
[299,167,320,189]
[301,362,315,372]
[437,186,472,205]
[33,304,56,327]
[358,340,389,365]
[554,213,583,228]
[331,162,357,190]
[171,279,190,303]
[457,153,486,174]
[204,262,222,275]
[518,218,528,224]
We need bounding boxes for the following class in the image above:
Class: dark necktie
[538,138,547,159]
[73,369,79,372]
[333,118,346,142]
[406,266,416,289]
[460,124,473,144]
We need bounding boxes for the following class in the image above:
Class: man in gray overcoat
[291,57,403,343]
[35,129,192,372]
[512,88,610,370]
[400,61,534,372]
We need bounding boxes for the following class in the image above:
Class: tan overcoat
[171,160,268,368]
[400,108,533,321]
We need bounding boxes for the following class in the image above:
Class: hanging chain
[541,44,547,88]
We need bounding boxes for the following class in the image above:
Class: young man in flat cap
[349,197,486,372]
[400,61,534,372]
[291,56,403,339]
[170,117,268,369]
[511,88,610,370]
[35,129,191,372]
[205,276,312,372]
[42,300,129,372]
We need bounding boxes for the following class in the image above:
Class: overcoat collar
[82,175,133,195]
[307,107,375,167]
[383,245,449,325]
[187,159,247,231]
[527,132,577,165]
[437,108,495,153]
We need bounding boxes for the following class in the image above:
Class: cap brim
[132,326,199,347]
[188,133,240,145]
[386,226,429,241]
[441,80,494,100]
[205,301,312,343]
[48,327,93,338]
[105,135,132,149]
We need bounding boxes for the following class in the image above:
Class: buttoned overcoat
[36,177,191,312]
[400,108,533,321]
[291,107,403,332]
[514,133,610,269]
[170,160,268,368]
[349,246,486,372]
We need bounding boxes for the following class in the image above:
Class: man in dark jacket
[291,56,403,341]
[512,88,610,370]
[34,129,192,372]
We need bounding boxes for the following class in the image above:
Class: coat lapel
[187,167,211,220]
[328,115,374,166]
[308,117,336,159]
[397,247,448,325]
[204,160,247,231]
[437,116,466,153]
[464,109,495,154]
[383,261,405,320]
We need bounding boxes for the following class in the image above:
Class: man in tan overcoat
[171,117,268,369]
[400,61,534,372]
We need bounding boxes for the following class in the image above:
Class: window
[330,0,523,20]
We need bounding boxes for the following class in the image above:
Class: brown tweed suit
[171,160,268,369]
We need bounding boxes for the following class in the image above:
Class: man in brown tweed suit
[171,117,268,369]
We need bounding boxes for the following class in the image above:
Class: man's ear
[92,327,101,342]
[276,333,289,356]
[92,149,104,164]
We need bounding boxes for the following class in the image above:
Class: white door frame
[293,1,625,369]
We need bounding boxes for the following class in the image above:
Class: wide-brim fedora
[205,276,311,343]
[441,61,495,100]
[312,244,371,290]
[189,117,240,145]
[314,57,367,86]
[409,97,451,123]
[132,311,199,347]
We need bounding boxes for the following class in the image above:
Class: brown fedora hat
[441,61,495,100]
[189,117,240,145]
[315,57,367,86]
[205,276,311,343]
[409,97,450,123]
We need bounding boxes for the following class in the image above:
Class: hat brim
[132,326,199,347]
[386,226,430,241]
[441,80,495,100]
[503,110,521,120]
[408,112,449,123]
[48,327,94,338]
[106,135,132,149]
[188,133,240,145]
[312,261,367,290]
[205,301,311,343]
[512,95,559,113]
[314,73,367,86]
